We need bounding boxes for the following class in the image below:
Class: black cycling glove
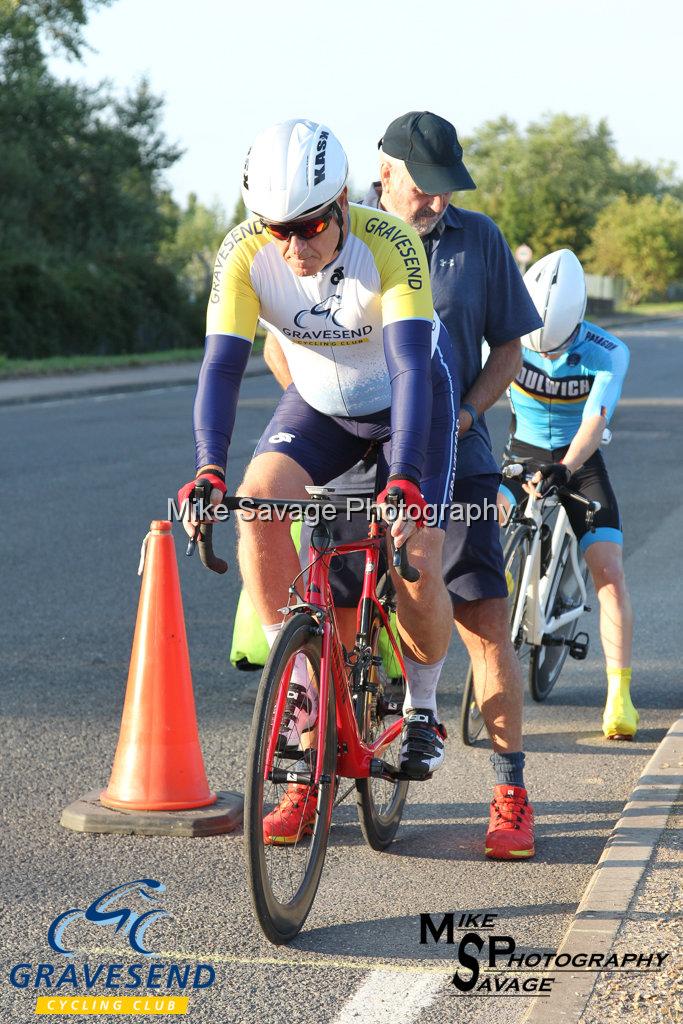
[538,462,571,495]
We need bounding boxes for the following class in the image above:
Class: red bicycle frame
[308,519,405,784]
[261,517,406,788]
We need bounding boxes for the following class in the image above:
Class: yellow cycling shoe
[602,696,639,741]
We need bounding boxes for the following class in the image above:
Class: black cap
[379,111,476,193]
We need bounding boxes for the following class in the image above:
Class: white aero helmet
[241,118,348,222]
[522,249,587,353]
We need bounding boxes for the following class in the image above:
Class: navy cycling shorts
[253,347,459,530]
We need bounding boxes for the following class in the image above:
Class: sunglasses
[262,208,334,241]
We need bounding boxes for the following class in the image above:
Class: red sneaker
[485,785,535,860]
[263,784,318,846]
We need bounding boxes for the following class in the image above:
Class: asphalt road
[1,318,682,1023]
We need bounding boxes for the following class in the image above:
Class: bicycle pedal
[569,632,589,660]
[369,758,410,782]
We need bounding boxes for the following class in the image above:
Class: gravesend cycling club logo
[281,292,372,346]
[294,294,345,329]
[48,879,168,956]
[419,911,670,995]
[6,878,216,1016]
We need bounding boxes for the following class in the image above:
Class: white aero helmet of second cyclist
[241,119,348,222]
[522,249,588,353]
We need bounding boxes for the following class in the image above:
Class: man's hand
[376,478,427,548]
[524,462,570,499]
[177,471,226,538]
[458,408,474,436]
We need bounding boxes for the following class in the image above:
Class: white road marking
[331,969,446,1024]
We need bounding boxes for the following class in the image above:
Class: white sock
[263,622,313,694]
[403,653,446,717]
[263,622,281,649]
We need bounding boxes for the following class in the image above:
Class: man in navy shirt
[264,112,542,859]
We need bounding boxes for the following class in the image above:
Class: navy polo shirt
[363,184,542,479]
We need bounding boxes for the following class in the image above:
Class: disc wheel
[354,610,409,849]
[529,536,588,702]
[244,612,336,944]
[459,524,531,745]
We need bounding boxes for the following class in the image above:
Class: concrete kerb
[523,714,683,1024]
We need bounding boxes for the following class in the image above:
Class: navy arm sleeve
[383,319,433,483]
[193,333,251,473]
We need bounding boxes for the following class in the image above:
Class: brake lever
[185,480,228,574]
[384,487,421,583]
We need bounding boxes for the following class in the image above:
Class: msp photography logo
[6,878,216,1017]
[419,911,670,997]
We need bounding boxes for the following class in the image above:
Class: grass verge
[0,337,264,378]
[615,301,683,317]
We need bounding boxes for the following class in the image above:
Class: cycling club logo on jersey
[282,291,372,346]
[294,294,345,329]
[47,879,169,956]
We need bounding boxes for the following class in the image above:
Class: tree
[163,193,228,303]
[586,194,683,304]
[0,0,199,357]
[1,0,112,61]
[457,114,683,259]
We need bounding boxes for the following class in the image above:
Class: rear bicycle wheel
[244,612,336,944]
[355,609,409,850]
[459,524,531,745]
[529,536,588,702]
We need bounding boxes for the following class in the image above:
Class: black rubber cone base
[60,789,243,837]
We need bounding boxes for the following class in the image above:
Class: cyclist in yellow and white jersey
[178,120,460,838]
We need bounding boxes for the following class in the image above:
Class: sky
[50,0,683,213]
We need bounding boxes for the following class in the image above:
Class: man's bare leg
[454,597,523,751]
[236,452,312,623]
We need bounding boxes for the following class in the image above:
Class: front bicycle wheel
[354,610,409,849]
[459,524,530,746]
[529,536,588,702]
[244,612,336,944]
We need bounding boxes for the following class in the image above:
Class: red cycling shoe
[263,784,318,846]
[485,785,535,860]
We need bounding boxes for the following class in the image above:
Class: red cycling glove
[377,477,428,527]
[177,472,227,513]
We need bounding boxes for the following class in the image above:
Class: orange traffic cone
[61,519,242,836]
[101,520,216,811]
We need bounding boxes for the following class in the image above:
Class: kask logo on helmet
[314,131,329,186]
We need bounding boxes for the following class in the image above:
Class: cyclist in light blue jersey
[500,250,637,741]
